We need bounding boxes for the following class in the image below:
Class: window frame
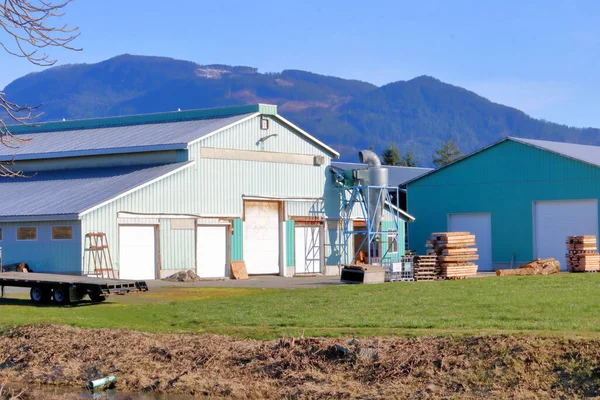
[17,226,38,241]
[387,229,399,254]
[52,225,74,241]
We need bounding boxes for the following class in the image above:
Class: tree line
[379,138,462,168]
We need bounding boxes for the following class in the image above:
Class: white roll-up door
[295,225,322,274]
[243,201,280,274]
[448,213,492,271]
[119,226,156,280]
[196,225,228,278]
[534,200,598,270]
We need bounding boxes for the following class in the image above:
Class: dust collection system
[331,149,407,280]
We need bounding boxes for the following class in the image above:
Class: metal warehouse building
[406,137,600,271]
[0,104,412,279]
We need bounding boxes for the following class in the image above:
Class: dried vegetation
[1,325,600,399]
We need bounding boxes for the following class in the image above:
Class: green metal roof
[8,103,277,134]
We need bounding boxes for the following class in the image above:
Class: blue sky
[2,0,600,127]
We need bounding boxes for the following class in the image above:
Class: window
[52,226,73,240]
[17,227,37,241]
[0,228,3,241]
[260,117,269,130]
[387,229,398,253]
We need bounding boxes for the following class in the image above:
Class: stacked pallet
[413,255,438,281]
[566,236,600,272]
[426,232,479,279]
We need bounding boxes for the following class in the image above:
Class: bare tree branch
[0,0,80,176]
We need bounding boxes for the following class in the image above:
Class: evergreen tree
[381,142,401,166]
[433,139,462,167]
[399,151,417,167]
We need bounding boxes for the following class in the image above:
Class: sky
[1,0,600,127]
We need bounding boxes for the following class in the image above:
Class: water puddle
[5,385,196,400]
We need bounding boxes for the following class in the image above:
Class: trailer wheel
[30,286,50,304]
[52,286,71,305]
[89,292,106,303]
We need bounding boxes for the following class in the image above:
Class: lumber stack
[566,236,599,272]
[426,232,478,279]
[496,258,560,276]
[413,255,438,281]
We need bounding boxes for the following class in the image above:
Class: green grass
[2,274,600,339]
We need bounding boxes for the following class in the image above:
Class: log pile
[426,232,478,279]
[566,236,600,272]
[413,255,438,281]
[496,258,560,276]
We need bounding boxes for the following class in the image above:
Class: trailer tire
[52,286,71,305]
[89,292,106,303]
[30,286,50,304]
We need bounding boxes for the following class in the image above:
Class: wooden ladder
[83,233,117,279]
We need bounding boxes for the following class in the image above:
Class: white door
[243,201,280,274]
[534,200,598,270]
[295,226,322,274]
[448,213,492,271]
[119,226,156,280]
[196,226,228,278]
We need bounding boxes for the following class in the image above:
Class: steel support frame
[338,184,403,265]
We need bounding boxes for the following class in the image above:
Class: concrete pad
[148,275,344,289]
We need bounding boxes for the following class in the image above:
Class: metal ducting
[358,150,382,167]
[357,150,388,234]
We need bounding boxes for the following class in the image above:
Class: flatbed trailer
[0,272,149,305]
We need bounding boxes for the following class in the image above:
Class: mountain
[4,54,600,165]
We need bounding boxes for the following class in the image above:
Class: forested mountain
[4,54,599,165]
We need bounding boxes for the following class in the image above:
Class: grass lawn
[1,274,599,339]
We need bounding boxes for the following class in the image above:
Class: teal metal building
[0,104,412,279]
[406,137,600,271]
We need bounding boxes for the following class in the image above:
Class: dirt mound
[1,325,600,399]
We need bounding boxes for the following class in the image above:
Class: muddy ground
[1,325,600,399]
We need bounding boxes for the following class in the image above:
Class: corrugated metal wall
[285,220,295,267]
[160,219,196,271]
[0,221,81,274]
[407,140,600,266]
[231,219,243,261]
[381,220,406,257]
[194,117,332,216]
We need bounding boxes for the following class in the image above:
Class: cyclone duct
[358,150,388,233]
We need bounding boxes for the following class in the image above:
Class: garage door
[534,200,598,270]
[448,213,493,271]
[119,226,156,280]
[243,201,280,274]
[196,226,228,278]
[295,226,322,274]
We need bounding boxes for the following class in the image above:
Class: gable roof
[404,136,600,186]
[2,103,340,161]
[0,114,254,162]
[331,161,432,186]
[0,162,192,221]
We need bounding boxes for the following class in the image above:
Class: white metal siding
[534,200,598,270]
[196,226,228,278]
[448,213,493,271]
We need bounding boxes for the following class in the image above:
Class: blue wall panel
[0,221,82,274]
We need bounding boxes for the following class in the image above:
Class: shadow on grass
[0,297,102,308]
